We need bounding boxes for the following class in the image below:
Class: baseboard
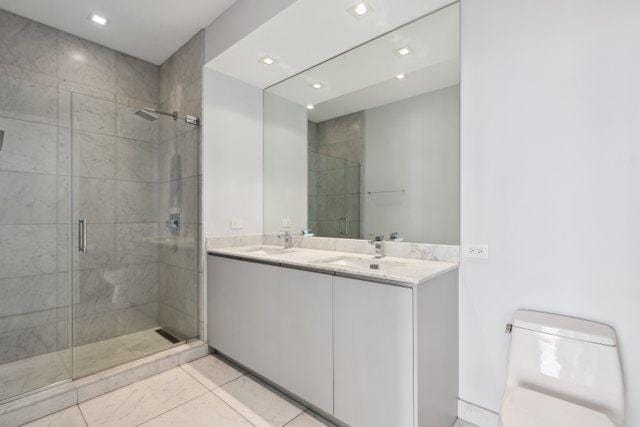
[458,399,500,427]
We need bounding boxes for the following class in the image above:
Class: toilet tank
[505,310,624,425]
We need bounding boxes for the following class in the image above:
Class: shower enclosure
[0,55,200,404]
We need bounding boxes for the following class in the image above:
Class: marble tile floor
[24,354,335,427]
[1,329,180,403]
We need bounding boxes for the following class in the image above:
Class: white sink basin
[318,256,409,271]
[241,246,296,256]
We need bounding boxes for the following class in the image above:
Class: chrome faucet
[369,234,385,258]
[279,230,294,249]
[389,231,404,242]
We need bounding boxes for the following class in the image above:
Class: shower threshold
[0,338,207,426]
[0,328,183,403]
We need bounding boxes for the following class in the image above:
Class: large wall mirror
[263,3,459,245]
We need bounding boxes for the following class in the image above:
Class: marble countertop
[207,245,458,287]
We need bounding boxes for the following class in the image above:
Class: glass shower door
[309,151,361,239]
[0,86,72,402]
[70,92,198,378]
[0,83,201,399]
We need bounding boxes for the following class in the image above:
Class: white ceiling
[206,0,457,89]
[267,3,459,122]
[0,0,236,64]
[302,58,459,122]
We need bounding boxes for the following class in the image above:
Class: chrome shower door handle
[79,218,87,254]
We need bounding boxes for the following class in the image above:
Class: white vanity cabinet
[333,276,414,427]
[208,254,458,426]
[208,256,333,413]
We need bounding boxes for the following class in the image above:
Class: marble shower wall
[157,31,203,340]
[308,112,364,239]
[0,8,164,364]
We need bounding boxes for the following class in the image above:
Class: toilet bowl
[501,310,624,427]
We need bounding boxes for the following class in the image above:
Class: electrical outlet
[281,217,292,228]
[463,244,489,259]
[230,218,244,230]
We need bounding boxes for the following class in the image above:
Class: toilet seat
[501,387,614,427]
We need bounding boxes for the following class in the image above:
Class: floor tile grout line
[233,372,307,426]
[177,356,300,426]
[283,411,305,426]
[178,360,246,391]
[280,407,307,427]
[206,389,258,427]
[128,389,210,427]
[77,403,90,426]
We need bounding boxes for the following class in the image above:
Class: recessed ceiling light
[396,46,412,56]
[311,83,323,89]
[88,13,107,26]
[260,56,276,65]
[348,2,372,18]
[306,104,315,110]
[396,74,406,80]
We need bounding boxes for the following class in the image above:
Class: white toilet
[501,310,625,427]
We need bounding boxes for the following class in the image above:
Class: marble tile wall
[1,9,70,369]
[308,112,364,239]
[0,7,169,379]
[157,31,203,341]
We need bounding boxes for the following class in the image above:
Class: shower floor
[0,328,181,403]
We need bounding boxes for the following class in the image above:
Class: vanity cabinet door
[208,256,280,379]
[277,268,333,413]
[333,276,414,427]
[208,256,333,413]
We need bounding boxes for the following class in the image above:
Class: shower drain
[154,328,181,344]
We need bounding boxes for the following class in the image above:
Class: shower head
[135,108,160,122]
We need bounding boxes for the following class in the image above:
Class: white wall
[460,1,640,425]
[263,93,308,234]
[364,85,459,244]
[202,68,263,237]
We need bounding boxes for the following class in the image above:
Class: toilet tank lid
[512,310,616,346]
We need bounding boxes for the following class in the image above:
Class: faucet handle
[368,234,384,243]
[278,230,292,240]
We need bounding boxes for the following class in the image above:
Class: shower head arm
[142,108,178,120]
[135,107,199,126]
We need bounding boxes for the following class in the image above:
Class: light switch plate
[463,244,489,259]
[230,218,244,230]
[281,217,292,228]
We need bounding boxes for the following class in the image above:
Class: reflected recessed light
[306,104,315,110]
[348,2,372,18]
[396,46,412,56]
[88,13,107,26]
[311,83,323,89]
[260,56,276,65]
[396,73,406,80]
